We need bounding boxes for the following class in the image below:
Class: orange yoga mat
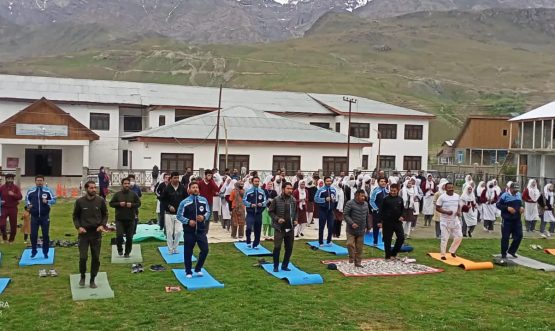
[427,253,494,271]
[545,249,555,256]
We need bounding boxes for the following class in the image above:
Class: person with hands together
[109,177,141,258]
[343,189,370,266]
[435,182,463,260]
[380,184,406,261]
[496,182,524,261]
[268,182,297,272]
[243,176,267,249]
[26,175,56,258]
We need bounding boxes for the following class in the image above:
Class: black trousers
[382,222,405,259]
[116,219,134,255]
[273,229,294,269]
[78,230,102,279]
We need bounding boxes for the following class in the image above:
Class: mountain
[1,0,555,43]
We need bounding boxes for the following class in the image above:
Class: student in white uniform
[460,184,478,238]
[522,179,540,233]
[436,182,463,260]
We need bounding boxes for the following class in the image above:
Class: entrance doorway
[25,149,62,176]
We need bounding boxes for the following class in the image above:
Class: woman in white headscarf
[432,179,449,239]
[220,177,234,231]
[422,174,437,226]
[540,183,555,237]
[479,180,499,233]
[522,179,541,232]
[475,181,486,223]
[332,179,345,238]
[460,184,477,237]
[293,180,309,237]
[262,181,278,240]
[464,175,475,189]
[401,178,422,239]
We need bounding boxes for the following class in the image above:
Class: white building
[509,101,555,181]
[0,74,434,176]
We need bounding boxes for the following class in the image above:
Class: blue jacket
[130,185,142,198]
[26,186,56,218]
[315,185,338,211]
[496,192,523,222]
[369,186,389,213]
[243,186,267,214]
[176,194,211,233]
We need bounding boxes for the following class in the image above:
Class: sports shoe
[541,233,547,238]
[451,253,457,258]
[31,252,37,258]
[247,244,253,249]
[319,244,325,247]
[137,264,144,272]
[132,264,139,273]
[354,264,364,268]
[195,271,204,277]
[273,267,279,272]
[39,269,48,277]
[124,254,130,258]
[118,250,123,256]
[509,253,518,258]
[89,281,97,289]
[281,267,291,271]
[440,256,447,261]
[548,232,552,237]
[185,274,193,279]
[402,257,416,264]
[44,254,48,259]
[79,276,86,287]
[49,269,58,277]
[253,246,260,250]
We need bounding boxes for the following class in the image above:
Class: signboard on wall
[16,124,68,137]
[6,157,18,168]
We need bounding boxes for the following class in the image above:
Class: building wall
[128,141,364,172]
[2,144,83,176]
[456,118,511,149]
[148,109,176,129]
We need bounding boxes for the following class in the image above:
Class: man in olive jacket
[343,189,370,267]
[268,182,297,272]
[109,177,141,257]
[73,181,108,288]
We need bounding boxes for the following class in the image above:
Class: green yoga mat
[70,272,114,301]
[133,224,166,242]
[111,245,143,263]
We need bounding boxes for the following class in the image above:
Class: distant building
[509,101,555,180]
[452,116,512,165]
[436,140,455,164]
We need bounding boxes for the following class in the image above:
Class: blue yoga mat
[307,241,348,255]
[19,248,55,266]
[364,232,413,252]
[261,263,323,286]
[0,278,10,294]
[172,268,224,291]
[234,242,272,256]
[158,246,197,264]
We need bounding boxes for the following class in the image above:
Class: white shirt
[436,193,460,223]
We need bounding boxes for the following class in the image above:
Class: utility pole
[213,84,223,169]
[343,97,357,174]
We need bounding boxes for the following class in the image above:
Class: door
[25,149,62,176]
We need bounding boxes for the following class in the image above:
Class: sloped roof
[123,106,372,146]
[443,140,455,147]
[509,101,555,122]
[0,74,431,118]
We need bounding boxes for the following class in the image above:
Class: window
[335,123,340,132]
[310,122,330,130]
[175,109,208,122]
[90,113,110,131]
[161,153,194,173]
[404,125,423,140]
[124,116,142,132]
[350,123,370,138]
[502,129,508,136]
[379,155,396,170]
[159,115,166,126]
[378,124,397,139]
[456,151,464,164]
[122,150,129,167]
[273,156,301,173]
[362,155,369,169]
[322,157,347,176]
[403,156,422,171]
[219,155,249,173]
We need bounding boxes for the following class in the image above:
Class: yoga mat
[19,248,55,266]
[307,241,348,255]
[322,259,443,277]
[172,269,224,291]
[363,232,414,253]
[70,272,114,301]
[133,224,166,242]
[428,253,493,270]
[234,242,272,256]
[158,246,196,264]
[0,278,10,295]
[545,249,555,256]
[261,263,323,286]
[111,245,143,263]
[492,254,555,272]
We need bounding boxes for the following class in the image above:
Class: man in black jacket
[161,172,188,254]
[269,182,297,272]
[380,184,405,260]
[109,177,141,258]
[73,181,108,288]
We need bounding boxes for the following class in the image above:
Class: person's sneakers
[468,232,472,238]
[39,269,48,277]
[185,274,193,279]
[440,256,447,261]
[402,257,416,264]
[118,250,123,256]
[300,233,304,237]
[548,232,553,237]
[30,252,37,258]
[281,267,291,272]
[132,264,140,273]
[354,264,364,268]
[124,254,130,258]
[253,246,260,250]
[273,267,279,272]
[195,271,204,277]
[319,244,325,247]
[79,276,86,287]
[137,264,144,272]
[372,243,378,247]
[541,233,547,238]
[295,235,299,238]
[149,264,166,272]
[49,269,58,277]
[247,244,253,249]
[509,252,518,258]
[451,253,457,258]
[89,281,97,289]
[44,254,48,259]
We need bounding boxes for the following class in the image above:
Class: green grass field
[1,193,555,330]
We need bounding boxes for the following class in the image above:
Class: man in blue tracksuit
[315,177,337,246]
[496,182,524,260]
[26,175,57,258]
[243,176,267,249]
[177,182,211,278]
[369,177,389,246]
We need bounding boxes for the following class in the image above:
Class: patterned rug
[321,259,444,277]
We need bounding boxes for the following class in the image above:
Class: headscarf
[527,179,541,202]
[401,178,417,209]
[437,178,449,195]
[486,180,498,202]
[461,184,476,203]
[225,179,236,196]
[505,181,513,193]
[476,181,486,197]
[465,175,474,188]
[544,183,554,203]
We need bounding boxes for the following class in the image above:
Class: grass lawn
[1,193,555,330]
